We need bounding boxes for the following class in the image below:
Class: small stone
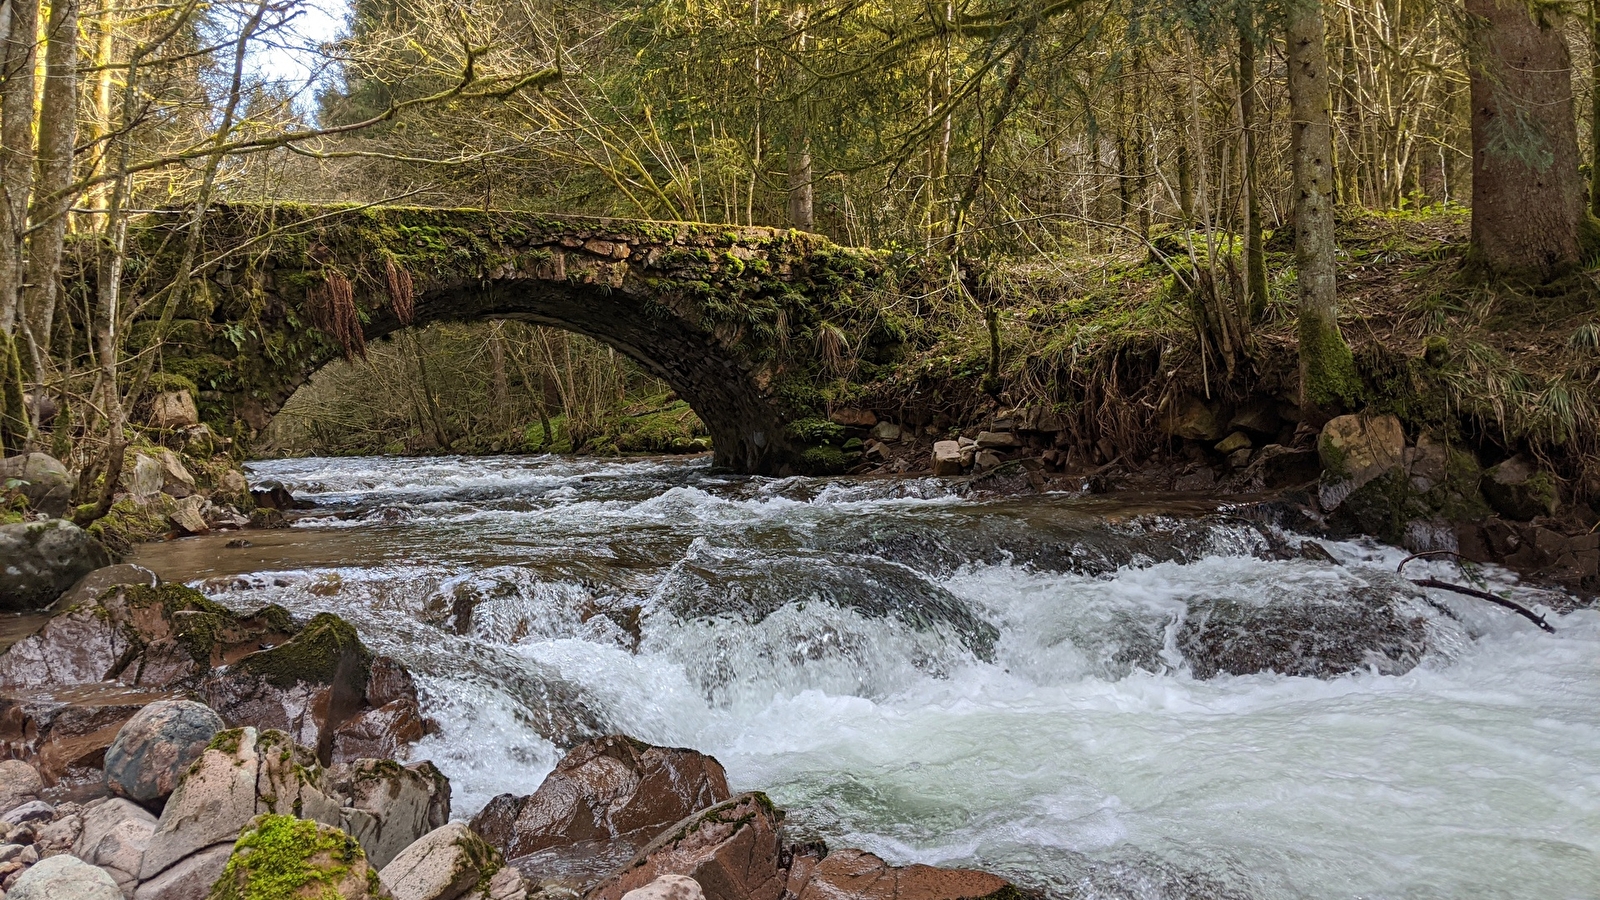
[149,391,200,429]
[973,450,1003,470]
[1214,432,1252,455]
[224,538,252,548]
[1227,448,1253,469]
[31,813,79,859]
[868,422,901,443]
[168,496,209,535]
[974,431,1018,450]
[7,853,121,900]
[1,803,53,828]
[104,700,226,805]
[623,875,705,900]
[931,442,963,477]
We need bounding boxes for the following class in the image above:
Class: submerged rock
[785,848,1017,900]
[0,520,114,612]
[1178,584,1433,679]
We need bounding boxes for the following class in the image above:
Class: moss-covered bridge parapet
[128,203,902,474]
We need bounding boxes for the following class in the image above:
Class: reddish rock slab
[0,685,182,786]
[472,735,730,861]
[786,848,1019,900]
[587,793,786,900]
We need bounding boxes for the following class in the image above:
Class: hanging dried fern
[386,259,415,326]
[310,271,366,360]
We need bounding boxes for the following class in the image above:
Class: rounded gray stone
[9,853,122,900]
[104,700,226,805]
[0,520,114,611]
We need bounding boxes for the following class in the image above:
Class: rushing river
[129,455,1599,900]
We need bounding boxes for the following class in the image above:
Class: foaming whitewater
[131,454,1600,900]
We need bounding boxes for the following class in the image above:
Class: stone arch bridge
[126,204,902,475]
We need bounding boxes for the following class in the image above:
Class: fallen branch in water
[1397,551,1556,634]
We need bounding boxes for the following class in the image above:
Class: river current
[128,454,1600,900]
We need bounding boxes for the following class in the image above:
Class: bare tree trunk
[0,0,38,336]
[490,321,510,430]
[1464,0,1586,281]
[1288,0,1359,418]
[19,0,79,387]
[788,133,814,231]
[1240,27,1269,321]
[1589,0,1600,218]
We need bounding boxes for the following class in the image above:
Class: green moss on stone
[207,814,369,900]
[235,612,373,692]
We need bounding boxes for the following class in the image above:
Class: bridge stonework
[133,204,896,475]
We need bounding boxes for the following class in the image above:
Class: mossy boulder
[1317,413,1405,511]
[0,452,74,517]
[0,519,113,611]
[202,613,417,765]
[1482,455,1559,521]
[207,814,383,900]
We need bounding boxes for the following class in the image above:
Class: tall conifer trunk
[1465,0,1586,281]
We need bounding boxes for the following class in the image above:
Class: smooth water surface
[130,455,1600,900]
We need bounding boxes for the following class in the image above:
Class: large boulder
[103,699,225,806]
[0,584,294,690]
[155,450,196,499]
[201,613,386,764]
[0,520,114,611]
[588,793,786,900]
[379,821,512,900]
[0,454,73,517]
[206,814,384,900]
[73,798,157,896]
[785,848,1016,900]
[1482,455,1559,521]
[470,735,729,878]
[1163,395,1228,442]
[7,853,121,900]
[1317,414,1405,510]
[138,727,344,893]
[333,758,451,870]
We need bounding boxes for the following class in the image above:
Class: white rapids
[130,454,1600,900]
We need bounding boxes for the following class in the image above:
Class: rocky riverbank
[824,403,1599,599]
[0,579,1029,900]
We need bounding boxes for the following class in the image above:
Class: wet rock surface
[0,521,114,612]
[103,700,225,806]
[1178,584,1434,679]
[472,735,729,890]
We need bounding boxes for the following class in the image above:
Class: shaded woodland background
[2,0,1598,470]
